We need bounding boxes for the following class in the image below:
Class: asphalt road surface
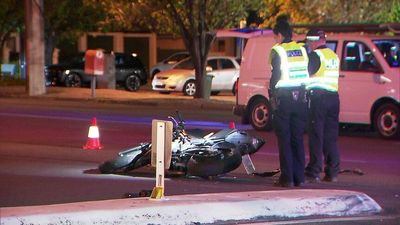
[0,97,399,224]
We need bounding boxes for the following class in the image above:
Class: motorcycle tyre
[99,143,151,174]
[99,156,131,174]
[186,149,242,177]
[123,150,151,172]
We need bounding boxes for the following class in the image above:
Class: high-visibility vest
[306,48,340,92]
[271,41,309,88]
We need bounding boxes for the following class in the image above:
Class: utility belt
[307,88,339,109]
[308,88,338,97]
[275,86,307,102]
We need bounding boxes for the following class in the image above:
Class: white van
[217,29,400,139]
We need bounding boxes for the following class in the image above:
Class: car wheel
[183,80,196,96]
[125,74,141,92]
[374,103,400,139]
[64,73,82,87]
[249,98,273,131]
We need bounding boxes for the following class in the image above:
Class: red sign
[84,50,104,75]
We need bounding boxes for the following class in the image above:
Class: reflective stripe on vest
[306,48,340,92]
[272,42,309,88]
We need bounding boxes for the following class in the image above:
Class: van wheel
[374,103,400,139]
[183,80,196,96]
[125,74,141,92]
[249,98,272,131]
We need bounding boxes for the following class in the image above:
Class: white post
[155,122,165,189]
[150,120,172,200]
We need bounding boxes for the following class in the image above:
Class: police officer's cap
[306,28,326,41]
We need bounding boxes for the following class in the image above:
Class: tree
[160,0,232,99]
[0,0,24,62]
[112,0,264,99]
[0,0,108,65]
[261,0,398,27]
[43,0,107,64]
[376,0,400,23]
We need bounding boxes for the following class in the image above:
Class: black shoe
[273,181,294,187]
[305,175,321,183]
[323,176,338,182]
[294,182,304,187]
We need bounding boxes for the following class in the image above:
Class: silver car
[150,52,190,79]
[152,56,240,96]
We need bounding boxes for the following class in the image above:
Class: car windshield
[58,53,85,65]
[236,58,241,65]
[174,58,194,70]
[165,53,189,64]
[373,39,400,67]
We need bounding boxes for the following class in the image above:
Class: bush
[0,76,26,86]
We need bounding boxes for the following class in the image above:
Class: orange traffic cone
[229,121,236,129]
[83,117,103,150]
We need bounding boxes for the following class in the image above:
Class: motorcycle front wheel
[99,143,151,174]
[99,155,133,174]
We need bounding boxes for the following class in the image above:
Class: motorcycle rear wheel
[186,148,242,177]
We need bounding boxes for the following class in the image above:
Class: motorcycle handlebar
[168,112,189,143]
[168,111,185,129]
[168,116,179,126]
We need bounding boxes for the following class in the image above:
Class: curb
[0,86,235,111]
[0,190,382,225]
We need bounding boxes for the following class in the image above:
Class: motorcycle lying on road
[99,112,266,177]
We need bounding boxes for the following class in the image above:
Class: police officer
[269,16,309,187]
[304,29,340,183]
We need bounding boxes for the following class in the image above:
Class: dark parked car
[45,52,148,91]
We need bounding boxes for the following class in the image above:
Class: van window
[373,40,400,67]
[341,41,380,72]
[326,41,338,52]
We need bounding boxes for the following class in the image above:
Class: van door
[338,40,385,124]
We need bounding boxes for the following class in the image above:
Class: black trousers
[306,90,340,178]
[273,90,307,184]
